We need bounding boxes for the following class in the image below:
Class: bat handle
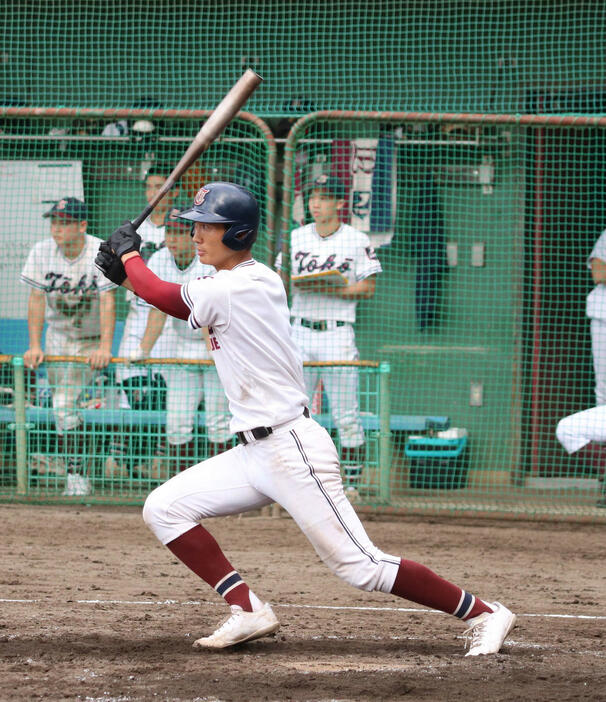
[131,205,153,231]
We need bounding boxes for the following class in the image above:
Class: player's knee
[142,485,167,535]
[330,556,396,593]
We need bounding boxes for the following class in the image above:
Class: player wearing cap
[95,181,515,655]
[21,197,117,496]
[106,165,178,479]
[131,203,231,477]
[276,174,379,498]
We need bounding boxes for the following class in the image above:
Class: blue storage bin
[405,435,469,489]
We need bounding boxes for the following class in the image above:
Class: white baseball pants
[158,364,231,445]
[591,318,606,405]
[556,404,606,454]
[292,323,365,448]
[45,329,99,433]
[143,414,400,593]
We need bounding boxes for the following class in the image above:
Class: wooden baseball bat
[131,69,263,229]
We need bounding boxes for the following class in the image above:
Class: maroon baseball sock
[391,558,493,621]
[167,524,259,612]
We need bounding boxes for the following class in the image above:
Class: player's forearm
[122,253,190,320]
[99,292,116,352]
[141,309,167,354]
[339,277,376,300]
[27,294,45,348]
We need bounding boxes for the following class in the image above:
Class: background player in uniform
[106,164,178,478]
[95,180,515,656]
[276,175,380,497]
[129,203,231,478]
[586,226,606,406]
[556,407,606,507]
[21,197,116,496]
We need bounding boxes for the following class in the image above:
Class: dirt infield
[1,504,604,701]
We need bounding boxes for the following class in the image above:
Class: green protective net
[281,114,606,518]
[0,1,606,520]
[0,113,275,502]
[2,1,606,115]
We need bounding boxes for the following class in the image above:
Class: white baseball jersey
[586,228,606,320]
[181,259,308,432]
[20,234,116,340]
[276,223,382,322]
[146,248,215,359]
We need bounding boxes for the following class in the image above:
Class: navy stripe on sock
[453,591,473,619]
[216,572,242,596]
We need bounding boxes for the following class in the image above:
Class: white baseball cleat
[193,603,280,649]
[463,601,516,656]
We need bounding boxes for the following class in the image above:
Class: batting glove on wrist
[95,240,127,285]
[108,220,142,259]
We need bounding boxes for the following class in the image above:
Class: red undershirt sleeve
[124,255,190,321]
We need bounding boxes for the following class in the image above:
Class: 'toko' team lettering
[293,251,353,275]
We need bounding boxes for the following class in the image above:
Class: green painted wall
[2,1,605,116]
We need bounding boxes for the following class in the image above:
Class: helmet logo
[194,187,210,206]
[57,199,67,210]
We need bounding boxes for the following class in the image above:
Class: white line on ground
[1,597,604,620]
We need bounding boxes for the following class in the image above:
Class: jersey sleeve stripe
[19,274,47,290]
[181,283,202,329]
[181,282,194,310]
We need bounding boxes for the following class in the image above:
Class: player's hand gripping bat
[131,68,262,229]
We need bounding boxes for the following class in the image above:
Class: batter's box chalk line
[1,597,604,621]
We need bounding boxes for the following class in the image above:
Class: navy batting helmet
[177,182,259,251]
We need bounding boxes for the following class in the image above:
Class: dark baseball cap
[311,174,345,200]
[43,197,88,221]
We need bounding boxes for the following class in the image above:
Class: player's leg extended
[46,332,95,494]
[161,365,203,473]
[556,405,606,506]
[254,416,515,654]
[318,326,365,489]
[142,446,275,616]
[591,318,606,405]
[142,448,279,647]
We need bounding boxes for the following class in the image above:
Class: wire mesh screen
[2,1,606,115]
[0,113,275,500]
[1,1,606,520]
[281,114,606,518]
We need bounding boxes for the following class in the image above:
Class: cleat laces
[463,612,489,652]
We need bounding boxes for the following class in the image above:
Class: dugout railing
[0,356,397,505]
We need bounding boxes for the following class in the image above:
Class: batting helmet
[177,182,259,251]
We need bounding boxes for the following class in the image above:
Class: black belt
[294,318,348,332]
[236,407,310,445]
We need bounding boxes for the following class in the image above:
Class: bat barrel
[130,69,262,230]
[198,69,262,144]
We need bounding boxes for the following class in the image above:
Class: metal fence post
[12,356,28,495]
[378,361,391,503]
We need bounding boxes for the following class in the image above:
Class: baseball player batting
[95,182,515,654]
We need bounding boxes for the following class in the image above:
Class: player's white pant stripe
[289,428,399,568]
